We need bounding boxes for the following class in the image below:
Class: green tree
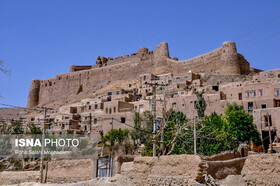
[11,121,24,134]
[102,128,130,146]
[194,92,207,118]
[27,123,42,134]
[196,103,262,155]
[197,112,234,155]
[225,103,261,145]
[162,110,192,155]
[131,111,153,147]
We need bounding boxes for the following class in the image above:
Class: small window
[84,125,87,131]
[248,102,253,113]
[89,106,91,110]
[86,102,90,105]
[108,92,112,96]
[176,77,180,83]
[116,91,120,95]
[143,76,146,81]
[81,107,85,112]
[239,93,242,100]
[106,108,108,114]
[275,88,279,97]
[95,104,98,109]
[261,104,266,109]
[113,107,116,113]
[150,103,154,110]
[264,115,272,127]
[258,89,263,97]
[274,99,280,107]
[185,76,188,81]
[94,118,97,124]
[212,86,219,91]
[252,90,256,97]
[245,91,250,98]
[121,117,126,123]
[109,108,112,114]
[168,80,172,85]
[172,102,176,109]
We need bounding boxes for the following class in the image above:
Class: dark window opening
[248,102,253,113]
[212,86,219,91]
[239,93,242,100]
[95,104,98,109]
[274,99,280,107]
[261,104,267,109]
[121,117,126,123]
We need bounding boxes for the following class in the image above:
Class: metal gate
[97,155,112,177]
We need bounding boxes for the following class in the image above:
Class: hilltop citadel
[14,41,280,152]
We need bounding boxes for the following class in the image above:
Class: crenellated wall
[27,41,251,108]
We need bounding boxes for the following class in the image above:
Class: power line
[0,103,55,111]
[239,31,280,52]
[234,15,280,41]
[238,24,280,46]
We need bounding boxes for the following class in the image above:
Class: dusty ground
[2,154,280,185]
[47,159,95,184]
[0,171,40,185]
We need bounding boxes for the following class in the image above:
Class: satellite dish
[189,70,192,73]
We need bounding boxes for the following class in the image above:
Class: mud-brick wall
[206,157,247,179]
[170,41,249,75]
[27,42,250,108]
[47,159,97,183]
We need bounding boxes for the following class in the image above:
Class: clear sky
[0,0,279,108]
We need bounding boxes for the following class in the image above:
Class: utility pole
[144,81,168,157]
[40,107,46,183]
[152,86,157,157]
[160,85,167,152]
[108,118,113,177]
[89,113,92,133]
[267,113,273,153]
[193,117,197,155]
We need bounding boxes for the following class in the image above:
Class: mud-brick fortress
[25,41,280,152]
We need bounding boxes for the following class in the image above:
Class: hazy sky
[0,0,279,107]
